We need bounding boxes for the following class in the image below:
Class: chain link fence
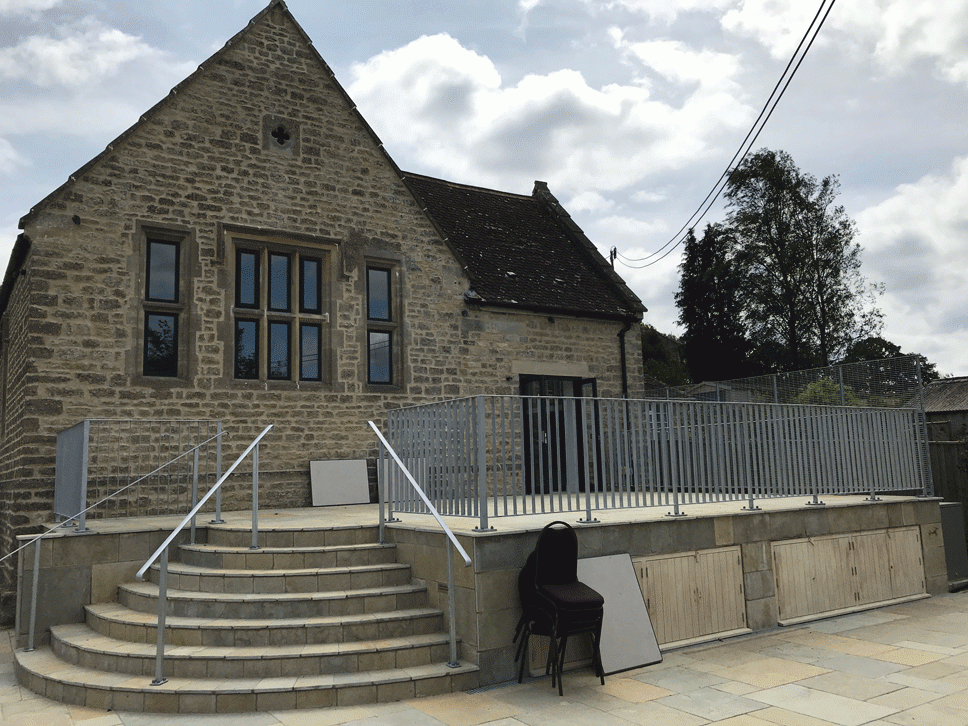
[643,355,926,409]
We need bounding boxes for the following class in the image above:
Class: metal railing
[369,421,471,668]
[135,424,273,686]
[384,395,932,529]
[55,419,224,530]
[10,426,226,652]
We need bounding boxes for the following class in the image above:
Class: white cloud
[348,33,753,196]
[612,34,741,87]
[857,156,968,373]
[0,19,156,87]
[722,0,968,86]
[568,191,614,214]
[0,0,59,15]
[632,189,667,204]
[588,0,734,24]
[0,137,28,173]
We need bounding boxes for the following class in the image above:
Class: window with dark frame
[366,265,396,385]
[142,237,183,378]
[233,244,326,382]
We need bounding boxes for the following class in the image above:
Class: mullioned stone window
[231,236,330,383]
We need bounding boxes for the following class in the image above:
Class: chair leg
[517,630,529,684]
[556,634,569,696]
[592,624,605,684]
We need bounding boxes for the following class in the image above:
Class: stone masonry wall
[0,6,640,619]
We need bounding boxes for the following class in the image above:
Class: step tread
[17,646,477,693]
[53,623,450,659]
[180,542,395,555]
[158,561,409,577]
[119,580,425,603]
[87,602,443,630]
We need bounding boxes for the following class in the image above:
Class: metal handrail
[368,421,471,668]
[137,424,273,580]
[10,429,226,652]
[135,424,272,686]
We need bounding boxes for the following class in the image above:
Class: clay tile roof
[403,173,645,321]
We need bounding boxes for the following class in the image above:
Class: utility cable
[617,0,837,269]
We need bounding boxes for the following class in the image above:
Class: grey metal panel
[941,501,968,588]
[54,420,88,519]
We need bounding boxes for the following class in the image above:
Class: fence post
[474,396,493,531]
[916,360,935,497]
[25,537,41,652]
[77,419,91,533]
[211,421,225,524]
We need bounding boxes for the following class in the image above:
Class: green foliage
[640,324,691,386]
[793,378,864,406]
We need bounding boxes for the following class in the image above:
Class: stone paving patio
[5,590,968,725]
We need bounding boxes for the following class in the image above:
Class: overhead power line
[617,0,838,269]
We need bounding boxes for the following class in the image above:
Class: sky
[1,0,966,376]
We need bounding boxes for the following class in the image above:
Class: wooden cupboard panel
[773,527,926,624]
[634,547,745,646]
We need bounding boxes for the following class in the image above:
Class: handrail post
[377,440,386,545]
[212,421,225,524]
[446,543,459,667]
[190,448,199,545]
[151,547,169,686]
[250,442,260,550]
[26,537,41,652]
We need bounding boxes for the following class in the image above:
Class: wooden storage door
[851,531,895,607]
[634,547,746,647]
[774,535,852,621]
[887,527,925,597]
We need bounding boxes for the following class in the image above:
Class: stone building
[0,0,645,615]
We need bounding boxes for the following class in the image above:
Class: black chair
[513,521,605,695]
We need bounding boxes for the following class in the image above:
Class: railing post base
[742,506,762,511]
[473,526,495,532]
[578,517,599,524]
[150,677,169,686]
[446,660,461,669]
[865,495,882,502]
[666,511,688,518]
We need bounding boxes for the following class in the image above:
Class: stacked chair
[513,521,605,695]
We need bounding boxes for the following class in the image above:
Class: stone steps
[145,559,413,593]
[14,522,478,712]
[85,602,445,646]
[51,622,454,678]
[16,647,479,712]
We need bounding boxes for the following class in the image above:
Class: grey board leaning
[577,553,663,674]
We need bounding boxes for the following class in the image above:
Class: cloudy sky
[1,0,966,375]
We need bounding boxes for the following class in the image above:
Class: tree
[843,336,942,383]
[674,224,751,382]
[640,324,691,386]
[723,149,882,371]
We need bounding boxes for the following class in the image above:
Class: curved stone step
[15,646,479,713]
[205,524,380,549]
[85,602,445,647]
[118,580,429,620]
[52,623,454,678]
[146,560,412,593]
[178,542,397,569]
